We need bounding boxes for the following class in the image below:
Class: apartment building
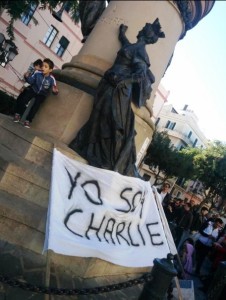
[140,85,208,203]
[0,3,82,97]
[155,103,208,150]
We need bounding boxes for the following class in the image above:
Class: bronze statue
[69,19,165,177]
[79,0,110,43]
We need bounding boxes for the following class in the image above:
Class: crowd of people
[158,183,226,290]
[13,57,59,128]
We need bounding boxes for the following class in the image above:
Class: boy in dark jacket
[20,59,43,93]
[14,58,58,128]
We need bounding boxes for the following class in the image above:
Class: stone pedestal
[0,114,149,299]
[32,0,184,152]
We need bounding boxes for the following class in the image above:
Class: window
[54,36,69,57]
[165,120,170,128]
[171,108,178,114]
[193,138,198,147]
[165,120,176,130]
[170,122,176,130]
[155,117,160,126]
[43,26,58,47]
[21,3,38,25]
[188,131,192,138]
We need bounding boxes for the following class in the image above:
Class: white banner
[44,149,170,267]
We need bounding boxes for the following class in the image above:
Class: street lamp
[0,33,18,67]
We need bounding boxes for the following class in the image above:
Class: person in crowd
[26,59,43,76]
[190,199,199,213]
[20,59,43,93]
[163,198,174,222]
[210,212,221,222]
[157,182,172,206]
[190,206,209,242]
[171,198,184,223]
[164,198,183,242]
[13,58,58,128]
[175,202,193,251]
[195,217,224,275]
[181,238,195,279]
[211,233,226,271]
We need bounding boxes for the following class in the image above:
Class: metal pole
[139,253,177,300]
[44,250,51,300]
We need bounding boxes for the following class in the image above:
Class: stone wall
[0,114,149,299]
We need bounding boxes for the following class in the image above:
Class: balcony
[159,128,193,147]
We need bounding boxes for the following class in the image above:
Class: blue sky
[161,1,226,142]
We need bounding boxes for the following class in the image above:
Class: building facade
[0,3,82,97]
[155,103,208,150]
[152,84,170,123]
[140,91,209,203]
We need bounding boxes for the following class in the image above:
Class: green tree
[181,141,226,207]
[144,130,173,184]
[144,130,194,185]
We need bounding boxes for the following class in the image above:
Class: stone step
[0,114,85,167]
[0,189,47,233]
[0,115,53,169]
[0,189,46,254]
[0,145,50,208]
[0,143,51,189]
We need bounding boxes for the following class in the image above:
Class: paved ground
[192,275,207,300]
[184,256,212,300]
[171,255,213,300]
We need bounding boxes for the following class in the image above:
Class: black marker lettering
[128,222,139,246]
[81,180,103,205]
[116,188,132,213]
[85,213,105,241]
[137,224,145,245]
[131,191,142,212]
[65,168,81,199]
[146,222,164,246]
[64,209,83,237]
[103,218,116,244]
[116,222,130,245]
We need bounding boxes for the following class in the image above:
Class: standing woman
[69,19,165,177]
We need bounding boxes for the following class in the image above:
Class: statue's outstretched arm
[118,24,130,46]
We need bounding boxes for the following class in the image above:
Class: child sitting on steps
[13,58,58,128]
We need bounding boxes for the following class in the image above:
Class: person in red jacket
[211,234,226,271]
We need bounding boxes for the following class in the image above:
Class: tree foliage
[181,141,226,200]
[0,0,79,40]
[144,133,226,206]
[143,130,194,185]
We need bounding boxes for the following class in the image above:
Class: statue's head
[137,18,165,44]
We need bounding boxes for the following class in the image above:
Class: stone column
[31,0,214,153]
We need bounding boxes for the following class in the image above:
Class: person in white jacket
[195,218,224,275]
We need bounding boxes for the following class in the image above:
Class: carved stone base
[0,114,150,299]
